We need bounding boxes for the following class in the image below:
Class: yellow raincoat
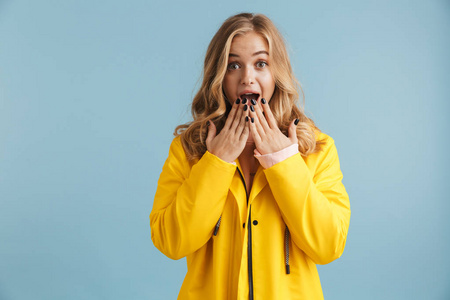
[150,132,350,299]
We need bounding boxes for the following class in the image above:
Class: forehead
[229,31,269,54]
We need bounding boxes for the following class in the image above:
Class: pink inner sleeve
[254,144,299,169]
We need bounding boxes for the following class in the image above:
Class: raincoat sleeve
[263,135,351,265]
[150,137,236,260]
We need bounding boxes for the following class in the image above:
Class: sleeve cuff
[206,151,237,166]
[254,144,299,169]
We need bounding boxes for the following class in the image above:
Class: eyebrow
[229,50,269,57]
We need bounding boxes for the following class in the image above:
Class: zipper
[247,207,254,300]
[237,168,254,300]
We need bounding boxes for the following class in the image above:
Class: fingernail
[251,99,257,105]
[244,105,248,111]
[294,118,299,125]
[245,116,249,122]
[261,98,266,104]
[242,98,248,104]
[235,98,240,104]
[251,117,255,123]
[250,105,255,112]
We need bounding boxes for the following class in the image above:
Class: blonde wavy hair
[175,12,324,162]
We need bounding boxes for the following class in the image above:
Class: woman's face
[223,31,275,105]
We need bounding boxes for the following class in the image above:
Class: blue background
[1,0,449,299]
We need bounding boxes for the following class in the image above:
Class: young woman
[150,13,351,300]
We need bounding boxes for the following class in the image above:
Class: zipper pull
[285,225,291,274]
[213,216,222,236]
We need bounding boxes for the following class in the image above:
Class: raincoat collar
[230,159,268,206]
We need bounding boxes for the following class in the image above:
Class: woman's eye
[227,62,239,70]
[256,61,267,68]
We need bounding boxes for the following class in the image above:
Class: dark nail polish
[242,98,248,104]
[235,98,240,104]
[294,118,299,125]
[244,105,248,111]
[250,105,255,112]
[261,98,266,104]
[245,116,249,122]
[251,99,257,105]
[251,117,255,123]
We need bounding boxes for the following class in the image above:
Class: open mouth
[240,93,260,102]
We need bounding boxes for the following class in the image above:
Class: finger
[230,101,244,133]
[239,115,250,142]
[223,98,240,130]
[251,101,270,132]
[249,105,266,139]
[248,115,262,145]
[260,98,278,129]
[234,105,248,135]
[288,118,299,143]
[206,120,217,147]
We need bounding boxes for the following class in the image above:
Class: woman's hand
[206,99,249,163]
[248,98,298,155]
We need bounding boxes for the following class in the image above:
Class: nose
[240,66,254,85]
